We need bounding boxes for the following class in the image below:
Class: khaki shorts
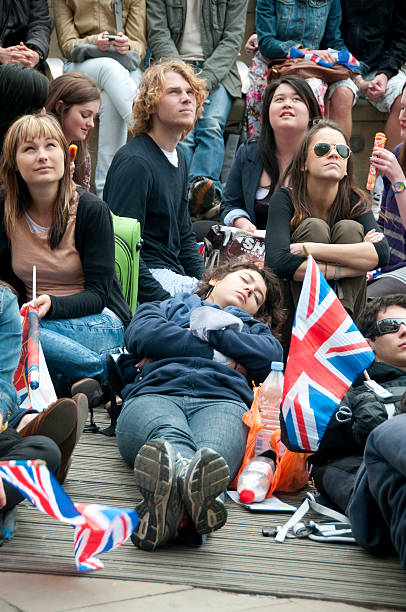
[329,68,406,113]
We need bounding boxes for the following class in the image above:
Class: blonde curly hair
[132,58,207,139]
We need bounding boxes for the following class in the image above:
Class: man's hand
[245,34,258,57]
[0,43,40,67]
[21,294,51,319]
[366,74,388,101]
[233,217,256,232]
[112,32,130,55]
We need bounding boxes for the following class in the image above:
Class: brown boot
[58,393,88,484]
[18,398,77,444]
[18,396,88,484]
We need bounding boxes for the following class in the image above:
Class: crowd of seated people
[2,0,406,570]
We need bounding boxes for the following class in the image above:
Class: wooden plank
[1,411,406,609]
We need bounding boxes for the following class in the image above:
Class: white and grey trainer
[178,448,230,535]
[131,438,184,551]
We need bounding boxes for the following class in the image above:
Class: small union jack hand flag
[0,460,138,571]
[281,255,374,452]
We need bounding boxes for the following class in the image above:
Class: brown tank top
[11,202,85,300]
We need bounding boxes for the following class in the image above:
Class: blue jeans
[0,287,21,424]
[39,309,124,396]
[64,58,142,197]
[178,83,232,195]
[116,394,248,480]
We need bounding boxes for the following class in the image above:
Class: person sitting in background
[46,73,101,192]
[147,0,248,218]
[53,0,147,197]
[340,0,406,153]
[0,63,49,151]
[0,112,131,400]
[367,84,406,299]
[115,261,284,550]
[247,0,356,139]
[0,0,51,70]
[266,120,389,345]
[220,76,321,232]
[104,59,206,303]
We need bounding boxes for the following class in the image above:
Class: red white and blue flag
[281,255,374,452]
[0,460,138,571]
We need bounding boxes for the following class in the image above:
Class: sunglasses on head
[313,142,351,159]
[365,318,406,339]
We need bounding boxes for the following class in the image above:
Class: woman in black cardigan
[0,111,130,396]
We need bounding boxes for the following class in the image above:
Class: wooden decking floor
[1,408,405,609]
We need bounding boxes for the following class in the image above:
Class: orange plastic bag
[229,386,310,495]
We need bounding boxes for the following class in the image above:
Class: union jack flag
[0,460,138,571]
[281,255,374,452]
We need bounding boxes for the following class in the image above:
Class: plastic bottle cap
[271,361,284,371]
[239,489,255,504]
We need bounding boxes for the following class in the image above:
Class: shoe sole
[183,449,229,535]
[59,394,88,484]
[71,378,102,409]
[189,179,215,216]
[131,439,178,551]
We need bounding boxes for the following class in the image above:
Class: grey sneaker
[179,448,230,535]
[131,438,184,551]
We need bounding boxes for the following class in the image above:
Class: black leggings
[0,428,61,513]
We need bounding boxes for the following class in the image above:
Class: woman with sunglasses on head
[46,73,101,192]
[366,84,406,299]
[0,111,131,398]
[266,119,389,328]
[220,76,322,232]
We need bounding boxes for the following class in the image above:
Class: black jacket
[340,0,406,79]
[0,0,51,61]
[0,190,131,327]
[104,134,205,304]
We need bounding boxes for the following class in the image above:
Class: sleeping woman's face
[206,268,267,315]
[304,126,350,183]
[16,135,65,189]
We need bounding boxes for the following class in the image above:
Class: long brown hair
[0,112,75,249]
[46,72,100,188]
[288,119,370,231]
[195,260,286,339]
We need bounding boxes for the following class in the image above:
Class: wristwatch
[392,181,406,194]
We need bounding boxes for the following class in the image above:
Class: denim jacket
[147,0,248,97]
[257,0,347,60]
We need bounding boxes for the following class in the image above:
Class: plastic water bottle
[255,361,284,455]
[237,456,276,503]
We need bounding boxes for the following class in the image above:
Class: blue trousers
[116,393,248,481]
[39,310,124,395]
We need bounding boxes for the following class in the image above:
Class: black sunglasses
[365,318,406,339]
[313,142,351,159]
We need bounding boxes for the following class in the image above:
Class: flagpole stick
[363,370,371,381]
[32,265,36,301]
[302,245,310,257]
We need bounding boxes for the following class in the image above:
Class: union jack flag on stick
[0,460,138,571]
[281,255,374,452]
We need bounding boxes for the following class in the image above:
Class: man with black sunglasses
[311,294,406,566]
